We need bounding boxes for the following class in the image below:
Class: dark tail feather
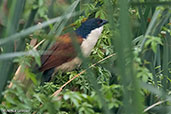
[41,68,54,85]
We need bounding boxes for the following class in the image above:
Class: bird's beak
[101,19,108,25]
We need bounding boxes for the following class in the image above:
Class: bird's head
[75,18,108,38]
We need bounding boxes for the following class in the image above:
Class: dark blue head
[75,18,108,38]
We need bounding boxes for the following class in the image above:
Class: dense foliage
[0,0,171,114]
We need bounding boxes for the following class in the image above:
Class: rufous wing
[39,33,83,72]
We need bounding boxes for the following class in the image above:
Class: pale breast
[53,57,81,76]
[81,26,103,56]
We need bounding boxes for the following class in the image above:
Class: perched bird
[39,18,108,83]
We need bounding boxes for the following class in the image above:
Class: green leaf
[25,68,37,85]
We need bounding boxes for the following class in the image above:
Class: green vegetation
[0,0,171,114]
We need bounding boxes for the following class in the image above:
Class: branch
[143,100,167,112]
[51,53,116,97]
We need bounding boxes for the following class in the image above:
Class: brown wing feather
[40,42,60,67]
[39,34,83,72]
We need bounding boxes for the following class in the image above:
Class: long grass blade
[117,0,143,113]
[140,9,161,49]
[0,12,80,45]
[0,0,26,100]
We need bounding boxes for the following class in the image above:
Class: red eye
[97,20,103,25]
[97,21,101,25]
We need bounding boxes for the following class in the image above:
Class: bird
[39,18,108,83]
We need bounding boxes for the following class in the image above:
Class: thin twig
[34,39,45,49]
[143,100,167,112]
[52,53,115,97]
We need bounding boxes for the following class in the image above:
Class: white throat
[81,26,103,56]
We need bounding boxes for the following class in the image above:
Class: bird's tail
[40,68,54,85]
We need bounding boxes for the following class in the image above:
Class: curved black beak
[101,19,108,25]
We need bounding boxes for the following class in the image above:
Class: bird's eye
[97,20,103,25]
